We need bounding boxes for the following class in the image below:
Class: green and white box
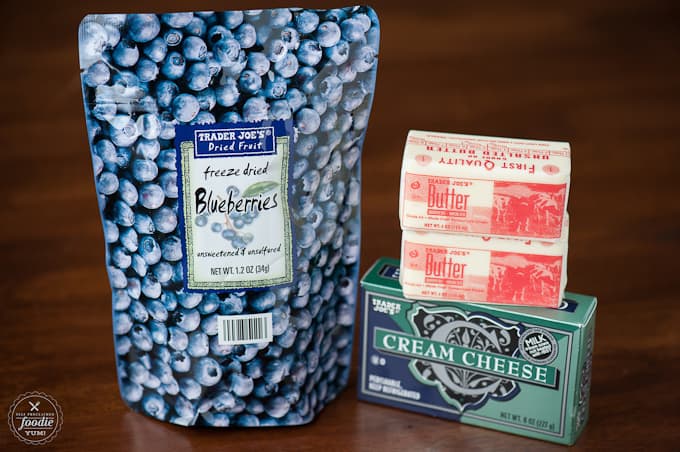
[358,257,596,445]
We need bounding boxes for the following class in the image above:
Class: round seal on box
[7,391,63,445]
[519,328,558,365]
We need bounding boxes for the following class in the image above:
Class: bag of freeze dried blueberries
[78,7,379,427]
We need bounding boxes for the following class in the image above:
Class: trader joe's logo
[8,392,63,445]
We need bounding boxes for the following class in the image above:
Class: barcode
[217,313,273,345]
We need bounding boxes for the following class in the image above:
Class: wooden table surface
[1,0,679,450]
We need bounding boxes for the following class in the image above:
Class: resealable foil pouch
[78,7,379,427]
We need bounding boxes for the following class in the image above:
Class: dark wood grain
[1,0,679,450]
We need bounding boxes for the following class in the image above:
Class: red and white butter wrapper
[399,130,570,240]
[400,227,568,308]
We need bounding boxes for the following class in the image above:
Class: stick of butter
[400,227,568,308]
[399,130,570,240]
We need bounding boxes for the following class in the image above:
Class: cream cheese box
[358,258,596,445]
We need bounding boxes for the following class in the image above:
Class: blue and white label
[175,119,295,291]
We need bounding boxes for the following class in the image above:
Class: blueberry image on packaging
[79,6,379,427]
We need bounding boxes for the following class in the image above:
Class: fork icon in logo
[29,401,40,412]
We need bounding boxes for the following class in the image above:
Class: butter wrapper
[358,258,596,445]
[400,227,567,308]
[399,131,570,241]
